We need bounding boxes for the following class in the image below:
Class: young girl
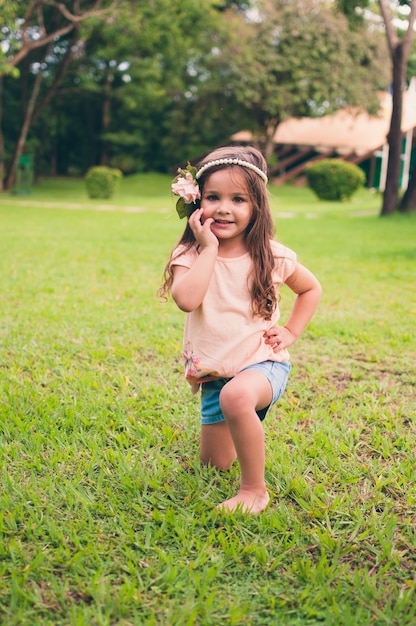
[160,145,321,514]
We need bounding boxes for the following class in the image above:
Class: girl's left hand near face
[263,326,297,352]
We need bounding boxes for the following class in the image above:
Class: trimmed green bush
[305,159,365,201]
[85,166,122,199]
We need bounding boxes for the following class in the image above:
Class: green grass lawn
[1,176,415,625]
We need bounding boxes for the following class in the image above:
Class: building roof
[232,79,416,157]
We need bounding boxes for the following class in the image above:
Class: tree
[0,0,119,189]
[378,0,416,215]
[0,1,21,187]
[339,0,416,215]
[1,0,398,183]
[82,0,224,170]
[399,160,416,209]
[1,0,231,180]
[210,0,389,161]
[0,0,119,77]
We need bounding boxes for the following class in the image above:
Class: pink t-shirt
[170,240,297,392]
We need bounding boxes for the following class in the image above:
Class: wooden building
[231,78,416,190]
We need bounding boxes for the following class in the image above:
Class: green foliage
[214,0,389,157]
[84,165,122,199]
[1,0,391,178]
[110,154,139,175]
[0,1,23,77]
[1,180,416,624]
[305,159,366,201]
[336,0,370,27]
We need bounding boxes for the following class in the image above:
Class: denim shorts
[200,361,291,425]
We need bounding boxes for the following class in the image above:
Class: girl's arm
[264,262,322,352]
[171,208,219,312]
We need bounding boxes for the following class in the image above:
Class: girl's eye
[205,194,218,201]
[233,196,245,203]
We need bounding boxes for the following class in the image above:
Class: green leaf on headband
[176,197,193,219]
[177,163,197,179]
[187,163,197,178]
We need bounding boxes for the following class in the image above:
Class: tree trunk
[254,117,280,164]
[0,77,4,191]
[5,63,44,190]
[32,31,79,125]
[378,0,416,216]
[399,160,416,212]
[100,70,113,166]
[0,0,113,78]
[380,44,404,216]
[264,119,279,163]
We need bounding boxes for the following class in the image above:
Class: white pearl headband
[195,158,268,183]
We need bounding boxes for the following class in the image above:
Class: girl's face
[200,168,253,247]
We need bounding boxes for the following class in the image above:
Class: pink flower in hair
[171,162,200,218]
[171,172,201,204]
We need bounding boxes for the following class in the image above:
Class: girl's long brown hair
[159,145,278,320]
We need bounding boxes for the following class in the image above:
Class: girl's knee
[219,383,251,419]
[200,422,236,469]
[200,450,235,470]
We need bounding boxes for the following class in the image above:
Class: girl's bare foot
[216,489,270,514]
